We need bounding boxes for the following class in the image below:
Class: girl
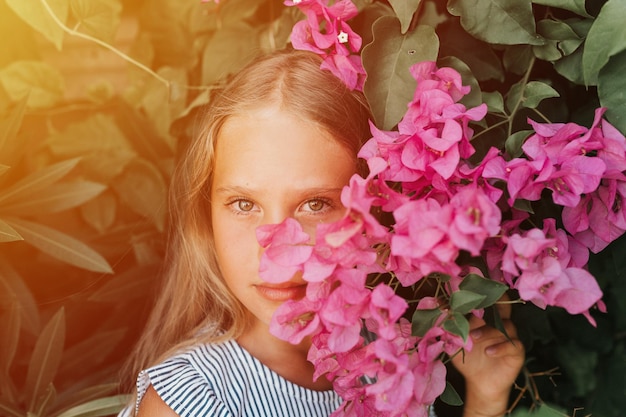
[120,49,524,417]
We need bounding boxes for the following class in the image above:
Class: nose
[261,205,292,227]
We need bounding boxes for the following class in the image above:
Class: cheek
[212,215,262,274]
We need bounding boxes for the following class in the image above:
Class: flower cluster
[285,0,366,90]
[257,54,625,415]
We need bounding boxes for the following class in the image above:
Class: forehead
[213,107,356,186]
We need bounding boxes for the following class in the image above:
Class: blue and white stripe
[118,338,441,417]
[120,339,342,417]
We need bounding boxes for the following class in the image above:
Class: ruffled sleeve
[134,355,233,417]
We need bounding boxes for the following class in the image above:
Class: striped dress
[119,338,342,417]
[119,338,440,417]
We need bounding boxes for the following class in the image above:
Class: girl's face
[210,106,356,335]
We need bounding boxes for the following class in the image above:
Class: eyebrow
[213,185,345,195]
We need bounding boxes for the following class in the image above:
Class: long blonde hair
[124,49,372,393]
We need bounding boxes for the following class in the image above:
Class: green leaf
[201,23,259,86]
[70,0,122,43]
[439,22,504,82]
[553,18,593,84]
[0,219,22,242]
[5,0,69,50]
[482,91,505,114]
[3,217,113,273]
[220,0,265,24]
[47,114,135,182]
[362,17,439,130]
[0,258,41,335]
[598,50,626,134]
[440,381,464,406]
[79,191,117,233]
[582,0,626,86]
[447,0,544,45]
[505,129,533,158]
[438,56,483,109]
[0,158,81,205]
[25,307,65,412]
[483,304,509,339]
[33,383,56,417]
[521,81,560,108]
[412,308,443,337]
[554,45,585,84]
[112,159,167,232]
[88,265,155,303]
[531,0,590,17]
[136,66,188,144]
[505,79,524,114]
[505,80,559,113]
[0,61,65,108]
[450,290,487,315]
[459,274,509,309]
[60,329,126,375]
[443,311,470,341]
[510,403,569,417]
[513,198,534,213]
[503,44,534,75]
[0,401,21,417]
[0,301,20,375]
[52,383,118,416]
[0,96,28,167]
[533,19,583,61]
[55,395,130,417]
[388,0,423,33]
[0,180,106,216]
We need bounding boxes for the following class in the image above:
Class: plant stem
[472,118,510,141]
[531,107,553,124]
[507,56,537,137]
[39,0,170,88]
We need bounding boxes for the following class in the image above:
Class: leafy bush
[0,0,624,416]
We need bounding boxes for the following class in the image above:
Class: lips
[254,283,307,302]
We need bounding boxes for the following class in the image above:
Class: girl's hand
[452,299,525,417]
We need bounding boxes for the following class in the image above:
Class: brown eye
[237,200,254,211]
[306,199,326,212]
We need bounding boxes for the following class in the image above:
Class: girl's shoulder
[130,339,341,417]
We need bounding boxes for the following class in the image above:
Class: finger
[484,337,524,358]
[467,314,487,331]
[470,319,518,342]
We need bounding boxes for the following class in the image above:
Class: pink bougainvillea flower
[515,256,565,309]
[448,186,501,256]
[286,0,365,90]
[257,218,313,283]
[412,357,447,407]
[303,216,380,282]
[270,297,321,344]
[542,218,589,268]
[553,267,603,316]
[340,173,392,238]
[544,156,605,207]
[368,284,408,340]
[364,340,416,414]
[501,228,556,278]
[319,269,370,352]
[391,198,461,282]
[458,147,504,203]
[515,255,603,325]
[320,53,366,91]
[290,19,326,54]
